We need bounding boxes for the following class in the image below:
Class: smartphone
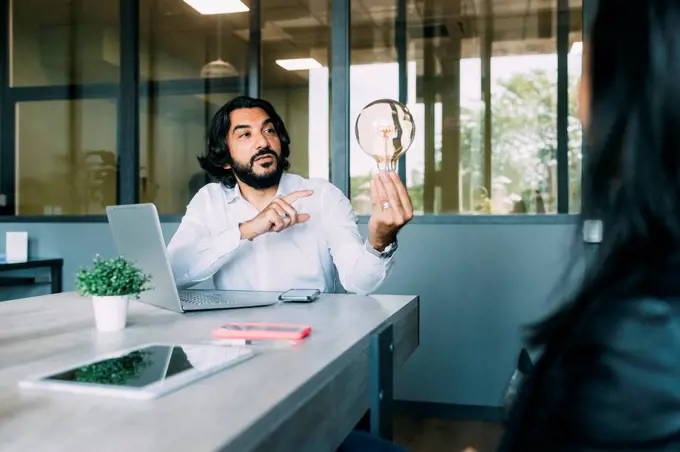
[278,288,321,303]
[212,322,312,341]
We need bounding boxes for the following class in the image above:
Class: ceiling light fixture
[201,16,238,78]
[275,58,322,71]
[183,0,249,15]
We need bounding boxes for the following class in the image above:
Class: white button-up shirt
[167,173,396,295]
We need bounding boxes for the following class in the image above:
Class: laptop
[105,203,281,313]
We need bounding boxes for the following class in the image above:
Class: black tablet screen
[43,345,193,388]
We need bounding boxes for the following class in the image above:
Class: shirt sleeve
[166,188,248,288]
[560,298,680,449]
[321,182,396,295]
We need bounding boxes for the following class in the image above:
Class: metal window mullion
[330,0,351,195]
[0,0,13,215]
[556,0,570,213]
[581,0,596,212]
[396,0,407,184]
[248,0,261,98]
[117,0,140,205]
[481,0,492,199]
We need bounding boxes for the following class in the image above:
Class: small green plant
[75,255,152,298]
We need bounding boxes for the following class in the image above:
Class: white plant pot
[92,295,130,332]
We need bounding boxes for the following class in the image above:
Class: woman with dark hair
[499,1,680,450]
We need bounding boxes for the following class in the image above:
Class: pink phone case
[212,322,312,341]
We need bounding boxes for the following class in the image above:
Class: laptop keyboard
[178,290,236,306]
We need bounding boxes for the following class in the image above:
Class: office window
[349,0,583,215]
[11,0,120,86]
[349,1,399,214]
[139,93,239,214]
[414,0,583,214]
[260,1,331,181]
[140,0,249,81]
[1,0,585,219]
[15,100,117,215]
[568,25,584,214]
[138,0,251,215]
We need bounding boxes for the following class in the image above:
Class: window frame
[0,0,586,224]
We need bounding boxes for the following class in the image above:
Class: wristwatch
[365,239,398,259]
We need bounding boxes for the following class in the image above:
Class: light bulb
[355,99,415,172]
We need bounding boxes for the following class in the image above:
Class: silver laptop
[105,203,281,313]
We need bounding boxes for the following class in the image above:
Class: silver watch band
[365,239,398,258]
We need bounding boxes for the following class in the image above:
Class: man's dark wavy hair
[198,96,291,188]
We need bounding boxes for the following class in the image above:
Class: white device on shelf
[6,231,28,262]
[18,343,255,400]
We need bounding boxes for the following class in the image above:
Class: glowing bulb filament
[378,125,396,139]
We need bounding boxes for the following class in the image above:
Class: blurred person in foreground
[499,1,680,450]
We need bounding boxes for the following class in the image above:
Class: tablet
[18,343,255,400]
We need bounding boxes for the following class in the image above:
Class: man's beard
[231,148,284,189]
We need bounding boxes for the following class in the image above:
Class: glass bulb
[355,99,415,172]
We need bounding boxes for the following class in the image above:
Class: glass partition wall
[0,0,584,219]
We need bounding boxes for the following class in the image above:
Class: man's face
[226,107,284,189]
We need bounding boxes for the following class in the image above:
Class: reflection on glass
[46,346,186,387]
[11,0,121,86]
[16,100,117,215]
[350,0,583,214]
[72,350,154,386]
[43,344,253,387]
[260,1,330,181]
[140,93,238,214]
[140,0,249,81]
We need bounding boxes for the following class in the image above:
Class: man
[167,96,413,295]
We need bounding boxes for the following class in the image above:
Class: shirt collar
[222,182,242,204]
[222,172,293,204]
[274,172,295,198]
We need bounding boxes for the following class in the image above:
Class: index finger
[281,189,314,204]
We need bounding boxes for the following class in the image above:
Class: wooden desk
[0,291,419,452]
[0,258,63,294]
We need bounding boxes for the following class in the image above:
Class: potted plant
[75,255,152,332]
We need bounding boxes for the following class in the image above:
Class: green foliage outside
[74,350,151,386]
[75,255,152,298]
[351,68,583,214]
